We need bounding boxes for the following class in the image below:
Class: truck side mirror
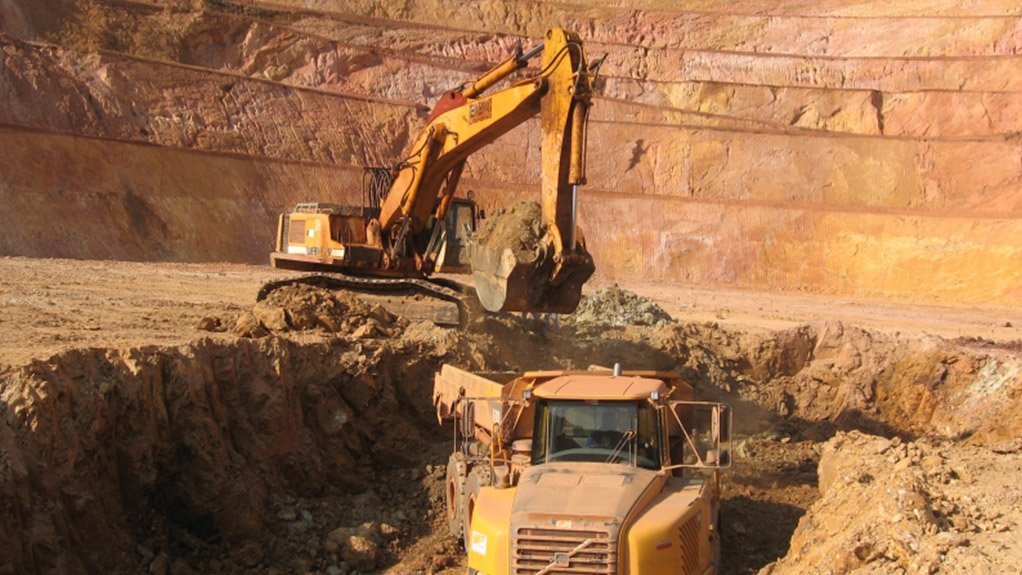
[714,404,732,444]
[665,401,734,470]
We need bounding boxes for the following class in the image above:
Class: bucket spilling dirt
[470,201,594,313]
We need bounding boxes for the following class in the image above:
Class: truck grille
[513,527,615,574]
[678,512,702,575]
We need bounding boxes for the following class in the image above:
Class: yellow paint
[627,479,714,575]
[467,487,516,575]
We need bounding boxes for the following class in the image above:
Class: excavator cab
[272,197,477,275]
[434,197,477,273]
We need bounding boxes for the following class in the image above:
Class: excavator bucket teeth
[471,242,595,314]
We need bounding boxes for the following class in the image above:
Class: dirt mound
[471,201,543,259]
[235,284,405,338]
[567,285,674,328]
[0,277,554,573]
[763,431,1022,575]
[652,320,1022,443]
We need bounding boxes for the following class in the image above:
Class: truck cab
[433,365,732,575]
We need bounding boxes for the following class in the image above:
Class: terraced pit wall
[1,0,1020,306]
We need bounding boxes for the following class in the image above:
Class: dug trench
[1,285,1020,574]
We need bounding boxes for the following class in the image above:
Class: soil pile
[649,321,1022,443]
[763,431,1022,575]
[471,201,543,260]
[236,284,405,339]
[567,285,674,328]
[0,279,549,573]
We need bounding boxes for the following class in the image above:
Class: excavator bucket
[471,235,595,314]
[469,27,598,315]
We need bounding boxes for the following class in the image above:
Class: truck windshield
[531,400,660,470]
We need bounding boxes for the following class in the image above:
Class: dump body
[433,365,731,575]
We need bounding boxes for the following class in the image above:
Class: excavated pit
[0,336,458,573]
[1,282,1019,574]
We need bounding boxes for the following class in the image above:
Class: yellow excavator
[265,28,599,324]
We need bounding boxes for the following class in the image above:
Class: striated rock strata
[0,0,1020,306]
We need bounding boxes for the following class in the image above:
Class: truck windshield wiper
[605,429,636,464]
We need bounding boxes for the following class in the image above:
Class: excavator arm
[377,56,545,239]
[540,28,593,267]
[377,28,597,312]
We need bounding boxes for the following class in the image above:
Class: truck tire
[446,454,467,540]
[463,467,492,540]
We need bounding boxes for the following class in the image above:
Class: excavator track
[257,272,482,327]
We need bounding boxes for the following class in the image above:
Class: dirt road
[4,256,1018,369]
[629,282,1022,344]
[0,257,288,367]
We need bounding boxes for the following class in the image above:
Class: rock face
[763,431,1022,575]
[1,0,1020,306]
[0,337,414,571]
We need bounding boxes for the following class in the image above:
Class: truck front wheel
[446,454,467,540]
[463,467,492,540]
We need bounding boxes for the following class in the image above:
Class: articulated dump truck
[433,365,732,575]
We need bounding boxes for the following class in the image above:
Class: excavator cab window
[440,199,477,270]
[531,400,661,470]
